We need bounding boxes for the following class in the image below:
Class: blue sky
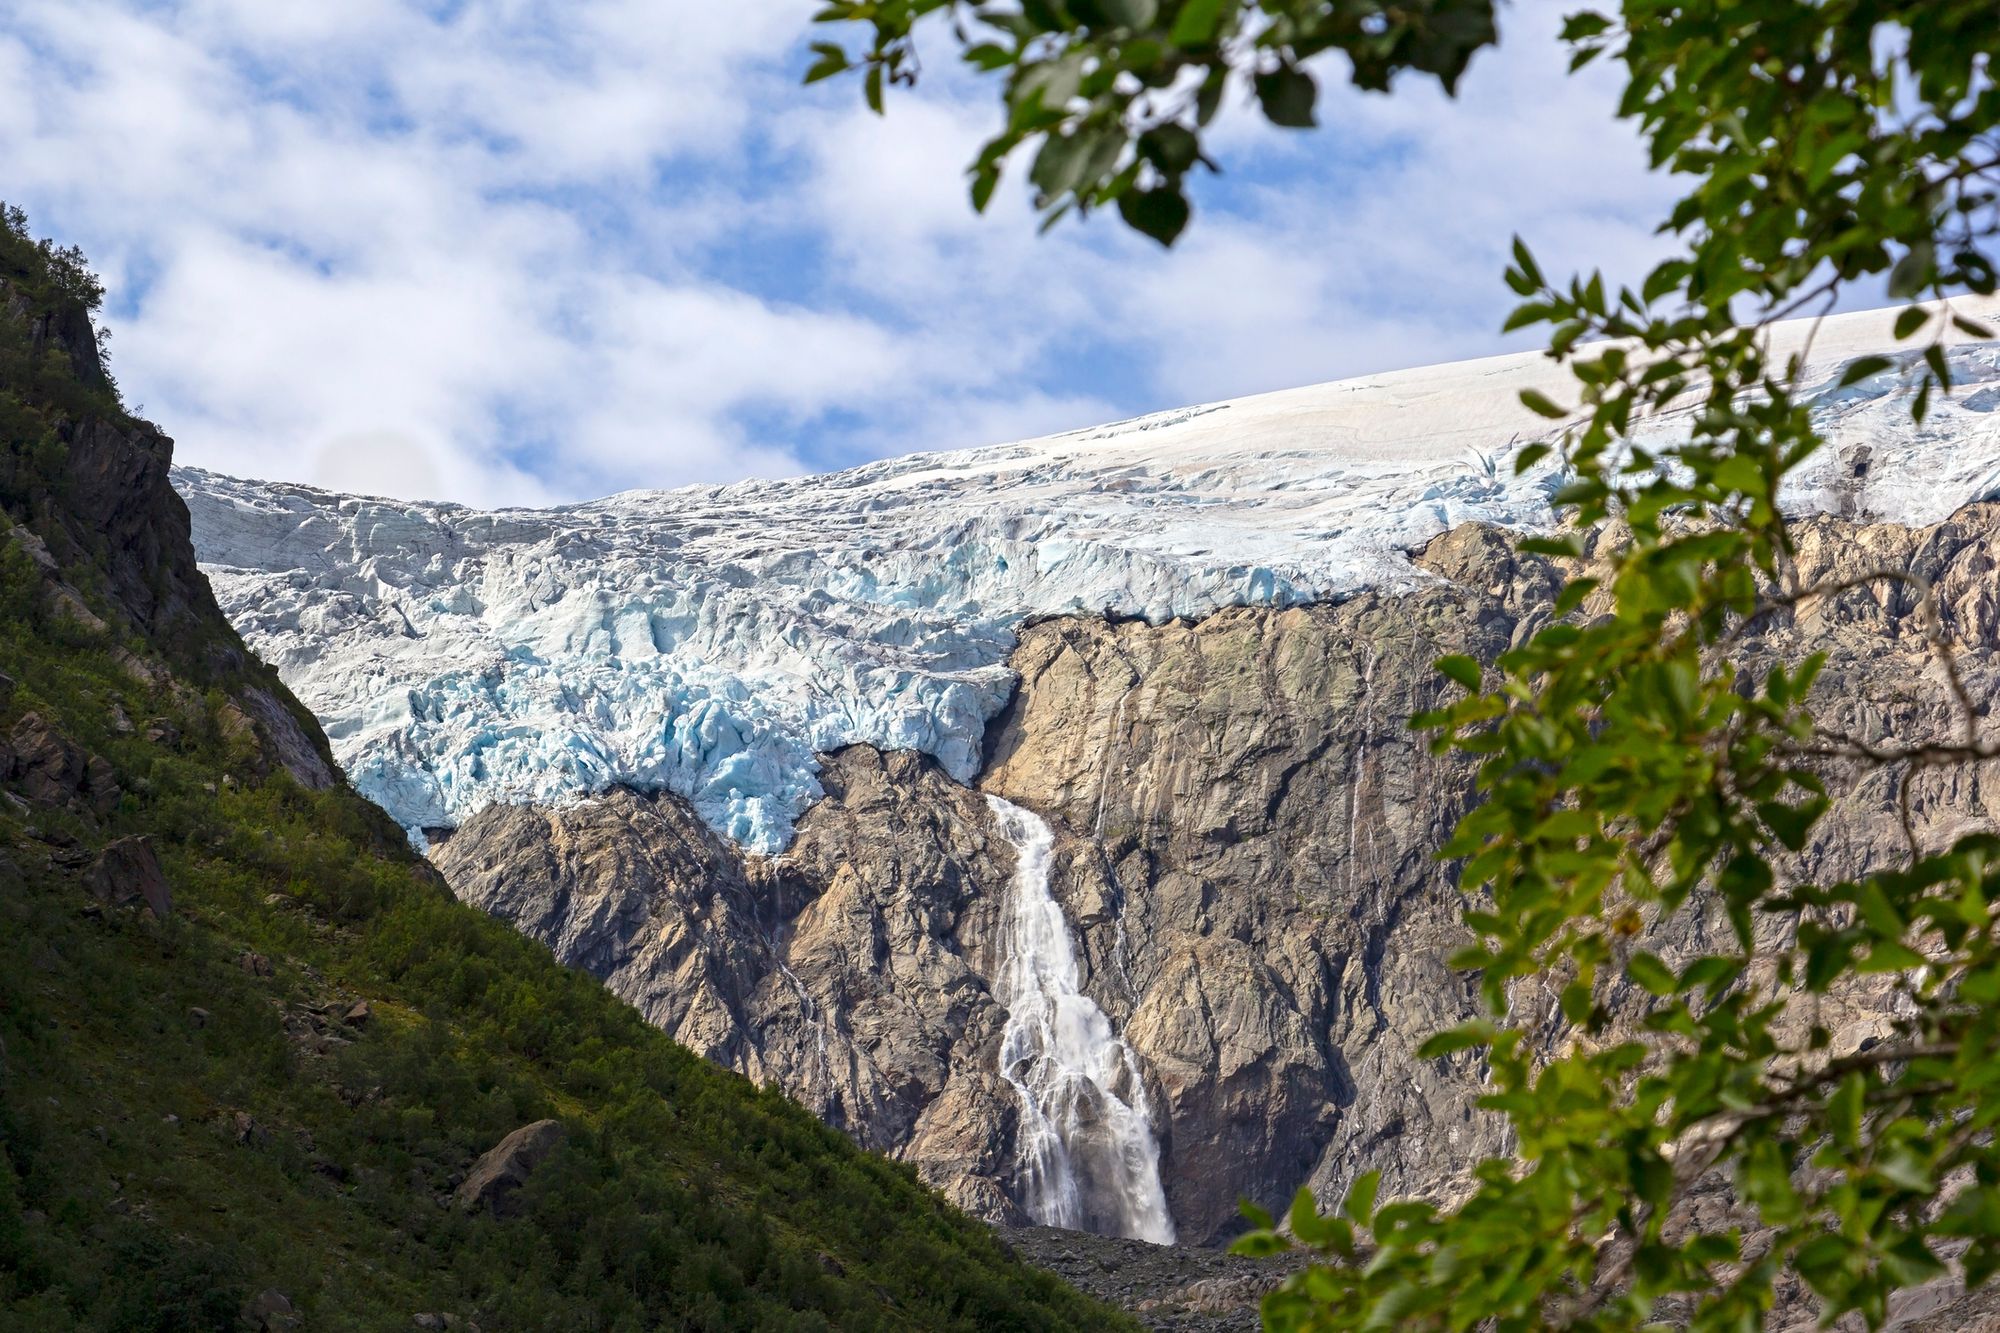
[0,0,1679,506]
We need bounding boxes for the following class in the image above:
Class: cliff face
[424,533,1519,1245]
[429,506,2000,1250]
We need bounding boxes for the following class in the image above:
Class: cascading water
[986,794,1177,1244]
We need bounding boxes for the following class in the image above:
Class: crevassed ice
[176,302,2000,851]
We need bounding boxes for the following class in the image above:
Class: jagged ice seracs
[176,302,2000,852]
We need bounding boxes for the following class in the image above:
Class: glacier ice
[176,301,2000,851]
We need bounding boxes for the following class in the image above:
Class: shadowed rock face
[430,508,2000,1249]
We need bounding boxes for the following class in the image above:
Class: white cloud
[0,0,1672,506]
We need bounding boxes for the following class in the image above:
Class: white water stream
[986,795,1176,1244]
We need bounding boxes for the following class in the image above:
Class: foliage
[0,214,1130,1331]
[804,0,1494,243]
[811,0,2000,1327]
[0,201,124,448]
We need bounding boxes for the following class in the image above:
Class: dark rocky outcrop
[84,835,169,917]
[453,1120,566,1218]
[428,504,2000,1258]
[10,712,87,807]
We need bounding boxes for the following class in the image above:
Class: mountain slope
[0,213,1129,1330]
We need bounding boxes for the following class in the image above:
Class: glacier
[176,301,2000,851]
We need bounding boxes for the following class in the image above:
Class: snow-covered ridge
[177,302,2000,850]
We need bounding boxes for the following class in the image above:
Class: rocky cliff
[427,502,2000,1256]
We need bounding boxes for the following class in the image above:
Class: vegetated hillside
[0,208,1130,1333]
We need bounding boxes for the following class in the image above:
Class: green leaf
[1417,1019,1497,1058]
[1229,1228,1290,1258]
[1115,185,1190,245]
[962,42,1015,72]
[1889,239,1935,299]
[1510,236,1544,287]
[1344,1170,1380,1225]
[1894,305,1929,341]
[1554,577,1598,615]
[1857,940,1925,973]
[1090,0,1159,26]
[1138,123,1200,173]
[1253,66,1317,129]
[1560,10,1612,39]
[1837,355,1893,388]
[1626,951,1676,996]
[804,42,851,84]
[1518,388,1567,419]
[1758,797,1827,852]
[1168,0,1229,45]
[1829,1071,1864,1150]
[1434,655,1482,690]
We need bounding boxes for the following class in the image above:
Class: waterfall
[986,795,1176,1244]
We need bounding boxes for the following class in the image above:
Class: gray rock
[244,1288,296,1330]
[453,1120,565,1218]
[11,713,85,807]
[83,754,120,817]
[426,505,2000,1264]
[84,836,170,917]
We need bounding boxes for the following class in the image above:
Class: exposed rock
[229,1111,270,1148]
[434,752,1034,1220]
[11,712,85,806]
[83,755,119,816]
[1001,1224,1302,1332]
[237,686,338,791]
[426,505,2000,1258]
[84,836,170,917]
[341,1000,372,1027]
[239,950,274,977]
[188,1007,210,1028]
[453,1119,565,1218]
[243,1288,297,1331]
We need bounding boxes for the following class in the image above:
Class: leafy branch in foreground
[804,0,1495,243]
[1229,1,2000,1326]
[808,0,2000,1326]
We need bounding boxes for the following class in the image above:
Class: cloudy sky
[0,0,1680,506]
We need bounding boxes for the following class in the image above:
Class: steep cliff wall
[430,504,2000,1252]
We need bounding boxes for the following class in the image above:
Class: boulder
[83,755,120,816]
[341,1000,372,1027]
[244,1289,297,1330]
[452,1120,565,1218]
[11,713,84,806]
[84,836,170,917]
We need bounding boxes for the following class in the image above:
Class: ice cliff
[176,302,2000,851]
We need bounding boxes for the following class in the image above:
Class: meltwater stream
[986,795,1177,1244]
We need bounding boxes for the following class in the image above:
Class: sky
[0,0,1683,507]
